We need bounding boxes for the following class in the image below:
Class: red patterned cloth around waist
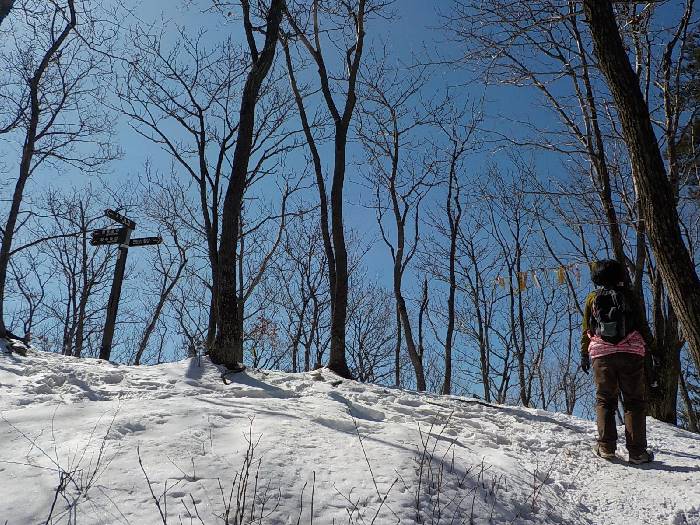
[588,330,646,359]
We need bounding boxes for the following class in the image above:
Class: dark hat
[590,259,626,287]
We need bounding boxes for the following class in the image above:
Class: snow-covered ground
[1,346,699,525]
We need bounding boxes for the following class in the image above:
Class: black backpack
[591,287,628,344]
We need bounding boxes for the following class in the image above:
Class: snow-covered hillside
[1,347,699,525]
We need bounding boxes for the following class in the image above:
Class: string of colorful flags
[494,262,593,291]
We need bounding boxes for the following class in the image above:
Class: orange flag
[518,272,528,291]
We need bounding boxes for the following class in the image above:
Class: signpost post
[95,210,162,361]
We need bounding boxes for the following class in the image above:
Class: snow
[1,347,699,524]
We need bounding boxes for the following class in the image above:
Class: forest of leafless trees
[0,0,698,430]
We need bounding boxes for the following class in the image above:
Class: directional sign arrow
[129,236,163,247]
[104,209,136,230]
[92,227,123,238]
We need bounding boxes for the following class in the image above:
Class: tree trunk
[417,278,429,391]
[74,286,89,358]
[679,371,699,433]
[583,0,700,378]
[515,242,530,407]
[389,189,425,389]
[466,240,491,402]
[74,225,91,358]
[0,130,40,340]
[394,305,402,388]
[211,0,284,370]
[0,0,13,27]
[327,126,353,378]
[648,272,683,423]
[442,165,460,395]
[236,215,245,361]
[291,310,305,373]
[282,40,337,315]
[206,245,220,349]
[284,0,367,379]
[396,289,426,391]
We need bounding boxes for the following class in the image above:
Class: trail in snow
[1,347,699,524]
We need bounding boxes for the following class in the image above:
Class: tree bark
[327,125,353,378]
[211,0,284,369]
[394,305,402,387]
[442,157,461,395]
[648,271,683,423]
[583,0,700,377]
[0,0,13,28]
[395,280,426,391]
[515,239,530,406]
[679,371,699,433]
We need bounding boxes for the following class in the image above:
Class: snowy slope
[1,348,699,525]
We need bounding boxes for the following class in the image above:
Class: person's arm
[580,292,594,359]
[579,293,594,373]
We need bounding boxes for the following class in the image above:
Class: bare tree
[118,29,245,348]
[271,212,330,372]
[0,0,115,339]
[237,182,301,365]
[119,4,294,369]
[484,171,536,406]
[37,188,114,357]
[171,266,211,359]
[346,275,395,384]
[679,357,699,433]
[213,0,285,369]
[132,188,191,365]
[284,0,392,378]
[358,62,434,391]
[6,252,47,341]
[431,104,478,395]
[455,217,501,403]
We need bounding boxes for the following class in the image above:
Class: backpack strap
[588,289,602,335]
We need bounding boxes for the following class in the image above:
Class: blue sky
[95,0,561,286]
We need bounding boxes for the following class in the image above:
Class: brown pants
[592,353,647,456]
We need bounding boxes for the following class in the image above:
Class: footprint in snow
[326,391,385,422]
[101,372,124,385]
[396,397,423,407]
[311,415,356,433]
[109,420,147,439]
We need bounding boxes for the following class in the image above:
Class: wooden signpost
[94,209,162,361]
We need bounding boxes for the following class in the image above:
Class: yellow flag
[556,266,566,285]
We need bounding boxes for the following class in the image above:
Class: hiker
[580,259,654,464]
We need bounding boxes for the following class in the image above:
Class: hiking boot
[628,450,654,464]
[593,444,616,460]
